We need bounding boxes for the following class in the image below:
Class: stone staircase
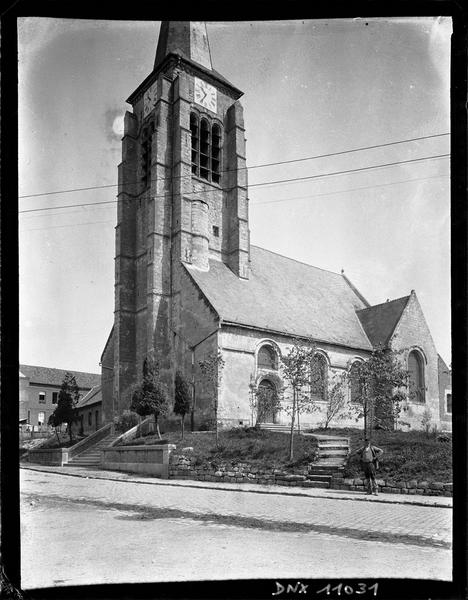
[258,425,350,489]
[66,433,120,467]
[306,435,350,488]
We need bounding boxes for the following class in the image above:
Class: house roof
[185,245,373,350]
[76,386,102,409]
[19,365,101,390]
[356,296,410,347]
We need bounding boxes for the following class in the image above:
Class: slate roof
[356,296,410,347]
[185,246,373,350]
[76,386,102,409]
[19,365,101,390]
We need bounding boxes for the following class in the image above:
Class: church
[100,21,451,433]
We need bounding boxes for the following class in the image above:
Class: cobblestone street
[20,466,452,588]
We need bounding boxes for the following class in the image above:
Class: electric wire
[19,132,450,200]
[19,153,450,215]
[20,173,449,232]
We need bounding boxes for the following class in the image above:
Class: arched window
[310,353,328,401]
[408,350,425,403]
[190,112,222,184]
[349,361,362,404]
[257,345,277,370]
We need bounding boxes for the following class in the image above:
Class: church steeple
[154,21,213,71]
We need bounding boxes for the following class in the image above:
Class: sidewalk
[20,463,452,508]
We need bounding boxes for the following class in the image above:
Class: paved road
[20,467,452,588]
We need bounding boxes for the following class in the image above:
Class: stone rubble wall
[168,453,452,496]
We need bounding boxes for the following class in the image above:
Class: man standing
[355,438,383,495]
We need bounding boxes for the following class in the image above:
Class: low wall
[169,454,452,496]
[102,444,176,478]
[169,454,336,488]
[27,448,69,466]
[338,477,452,496]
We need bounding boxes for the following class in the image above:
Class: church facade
[101,21,451,433]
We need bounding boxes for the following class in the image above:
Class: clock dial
[194,77,217,113]
[143,83,157,118]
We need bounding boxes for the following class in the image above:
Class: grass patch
[120,426,452,482]
[121,427,317,470]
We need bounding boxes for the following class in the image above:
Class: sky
[18,18,452,373]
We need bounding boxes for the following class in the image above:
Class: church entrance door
[257,379,278,424]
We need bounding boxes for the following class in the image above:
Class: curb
[20,464,452,509]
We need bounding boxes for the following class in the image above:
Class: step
[315,441,349,447]
[306,474,332,482]
[318,450,349,457]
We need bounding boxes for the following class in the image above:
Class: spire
[154,21,213,71]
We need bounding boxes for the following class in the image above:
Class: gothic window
[258,345,277,370]
[190,112,222,184]
[408,349,425,403]
[310,353,328,401]
[349,361,363,404]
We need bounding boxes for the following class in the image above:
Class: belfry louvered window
[190,112,222,183]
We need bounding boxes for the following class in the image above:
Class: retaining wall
[27,448,69,466]
[169,453,452,496]
[102,444,176,478]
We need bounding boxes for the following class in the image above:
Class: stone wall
[168,453,452,497]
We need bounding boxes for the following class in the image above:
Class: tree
[130,356,170,439]
[199,351,225,447]
[322,371,353,429]
[421,406,433,437]
[347,346,409,439]
[48,372,80,444]
[280,339,318,461]
[174,371,192,439]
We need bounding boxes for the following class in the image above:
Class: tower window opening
[211,123,221,183]
[213,225,219,237]
[190,113,199,176]
[190,112,222,184]
[199,119,210,180]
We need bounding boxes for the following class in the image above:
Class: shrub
[114,410,140,433]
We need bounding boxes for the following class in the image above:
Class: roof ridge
[356,294,411,313]
[250,245,343,277]
[20,364,100,376]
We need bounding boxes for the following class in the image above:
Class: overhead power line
[252,173,449,206]
[19,152,450,215]
[19,132,450,200]
[21,173,450,232]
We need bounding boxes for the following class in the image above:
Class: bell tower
[108,21,250,419]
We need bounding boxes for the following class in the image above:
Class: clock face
[194,77,217,113]
[143,83,157,118]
